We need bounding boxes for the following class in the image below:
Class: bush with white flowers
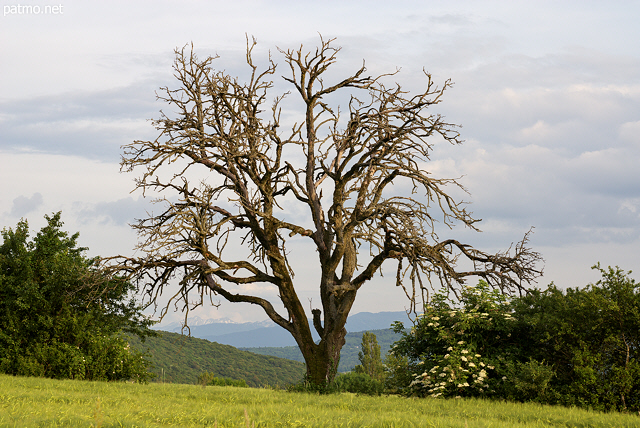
[387,267,640,412]
[388,281,518,398]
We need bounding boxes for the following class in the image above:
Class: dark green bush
[387,265,640,412]
[198,371,248,387]
[331,372,384,395]
[0,213,154,382]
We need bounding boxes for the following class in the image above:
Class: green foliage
[0,213,153,382]
[504,359,555,402]
[197,371,248,388]
[388,280,518,399]
[331,372,385,395]
[389,266,640,412]
[354,332,384,381]
[382,352,412,394]
[127,331,306,387]
[512,264,640,412]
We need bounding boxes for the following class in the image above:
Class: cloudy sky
[2,1,639,325]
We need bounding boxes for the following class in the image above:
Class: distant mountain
[344,311,408,332]
[158,311,408,348]
[204,326,301,348]
[156,317,274,335]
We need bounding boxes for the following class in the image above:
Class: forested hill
[126,331,305,387]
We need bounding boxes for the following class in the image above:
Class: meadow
[1,374,639,427]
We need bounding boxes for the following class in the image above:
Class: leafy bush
[388,266,640,412]
[512,264,640,411]
[331,372,384,395]
[197,371,248,387]
[388,281,520,398]
[382,352,412,394]
[502,359,555,402]
[0,213,154,382]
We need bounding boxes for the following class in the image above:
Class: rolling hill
[131,311,409,386]
[126,331,305,387]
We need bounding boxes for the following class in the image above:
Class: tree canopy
[0,212,154,381]
[109,36,542,385]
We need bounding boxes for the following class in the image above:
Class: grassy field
[1,374,639,427]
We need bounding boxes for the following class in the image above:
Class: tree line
[339,267,639,412]
[2,214,639,412]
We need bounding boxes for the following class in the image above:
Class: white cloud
[619,120,640,146]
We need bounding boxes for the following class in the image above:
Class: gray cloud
[2,1,639,322]
[10,193,43,218]
[0,80,161,161]
[76,196,153,227]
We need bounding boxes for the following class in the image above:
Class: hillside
[126,331,305,387]
[241,328,402,372]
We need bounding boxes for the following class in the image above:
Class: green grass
[1,374,639,427]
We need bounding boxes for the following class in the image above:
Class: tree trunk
[297,326,347,385]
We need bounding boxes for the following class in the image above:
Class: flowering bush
[388,281,520,398]
[388,266,640,412]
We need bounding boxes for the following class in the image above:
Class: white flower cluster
[407,286,514,398]
[410,348,490,398]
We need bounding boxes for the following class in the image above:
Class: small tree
[354,332,383,381]
[0,213,154,381]
[109,37,541,385]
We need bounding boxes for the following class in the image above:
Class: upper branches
[109,36,542,333]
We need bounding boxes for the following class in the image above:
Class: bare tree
[110,37,542,385]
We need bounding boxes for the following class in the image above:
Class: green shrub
[383,352,412,394]
[388,280,520,399]
[388,266,640,412]
[0,213,154,382]
[197,371,248,388]
[331,372,384,395]
[513,265,640,412]
[503,359,555,402]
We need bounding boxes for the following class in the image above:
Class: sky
[2,1,639,326]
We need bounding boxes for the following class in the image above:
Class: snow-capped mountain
[155,317,275,335]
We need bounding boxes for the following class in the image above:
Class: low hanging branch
[104,36,542,385]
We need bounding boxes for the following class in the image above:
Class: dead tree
[110,37,542,385]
